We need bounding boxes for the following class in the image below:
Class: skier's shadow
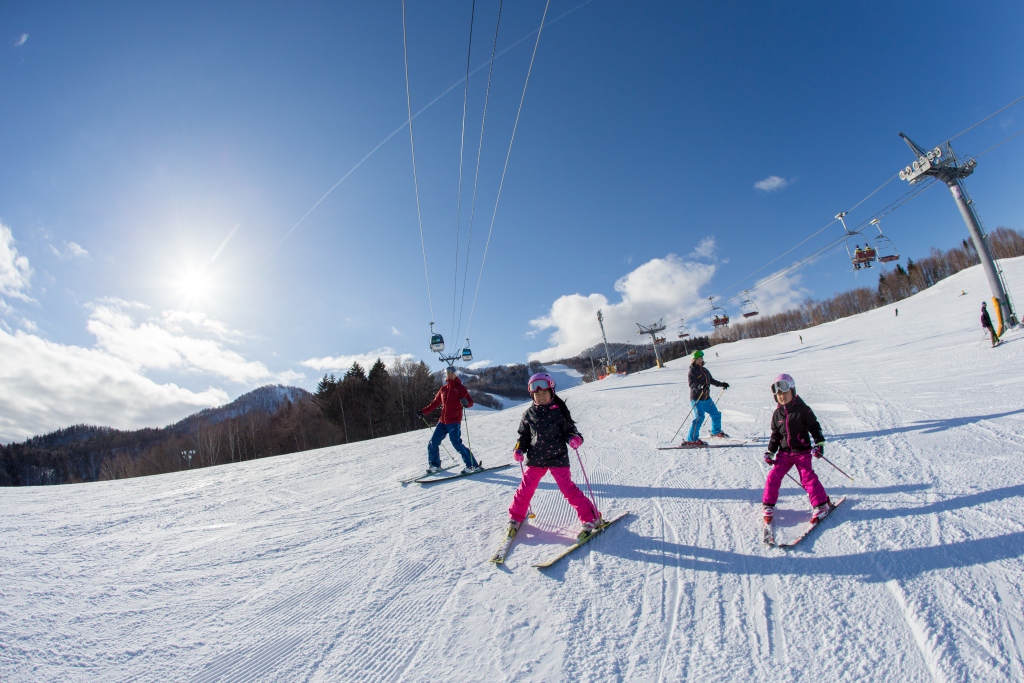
[832,483,1024,523]
[828,406,1024,440]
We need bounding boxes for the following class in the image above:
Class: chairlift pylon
[836,211,876,271]
[709,297,730,328]
[871,218,900,264]
[740,290,759,318]
[429,322,445,353]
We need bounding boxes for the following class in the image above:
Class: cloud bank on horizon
[0,223,304,442]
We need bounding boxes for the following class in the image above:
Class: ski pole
[821,455,854,481]
[670,403,696,444]
[419,414,456,466]
[519,461,536,519]
[574,447,600,520]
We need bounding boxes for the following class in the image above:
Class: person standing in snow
[761,374,832,525]
[507,372,602,540]
[981,302,999,347]
[416,368,479,475]
[685,349,730,446]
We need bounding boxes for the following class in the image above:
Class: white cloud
[14,34,28,47]
[391,326,401,336]
[528,254,716,361]
[748,268,811,316]
[687,236,717,260]
[0,222,33,302]
[0,327,228,443]
[300,347,416,373]
[85,300,288,385]
[466,359,492,370]
[48,241,91,260]
[754,175,789,192]
[66,242,89,257]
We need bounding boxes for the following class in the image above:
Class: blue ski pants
[687,399,722,442]
[427,422,476,468]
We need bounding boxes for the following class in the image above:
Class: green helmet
[692,349,704,360]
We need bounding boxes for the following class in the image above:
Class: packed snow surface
[3,259,1024,682]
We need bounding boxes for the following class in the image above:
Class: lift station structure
[898,133,1017,327]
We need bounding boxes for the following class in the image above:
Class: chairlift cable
[264,0,597,263]
[455,0,504,345]
[948,93,1024,143]
[465,0,552,341]
[450,1,478,344]
[974,125,1024,159]
[401,0,435,321]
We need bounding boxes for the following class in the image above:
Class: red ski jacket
[422,376,474,424]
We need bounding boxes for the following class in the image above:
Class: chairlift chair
[837,211,875,271]
[709,297,730,328]
[677,319,689,338]
[461,347,473,362]
[740,290,759,318]
[429,323,445,353]
[871,218,900,264]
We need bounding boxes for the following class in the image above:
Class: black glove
[460,398,469,407]
[764,451,775,465]
[415,410,424,419]
[812,442,824,458]
[722,382,730,389]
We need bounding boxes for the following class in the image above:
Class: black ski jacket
[981,309,994,330]
[516,397,582,468]
[767,395,824,455]
[688,363,727,401]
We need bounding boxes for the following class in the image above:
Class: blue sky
[2,0,1023,440]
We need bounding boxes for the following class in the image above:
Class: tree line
[712,226,1024,344]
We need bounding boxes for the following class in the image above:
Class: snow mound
[3,258,1024,682]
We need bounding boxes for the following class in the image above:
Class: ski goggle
[771,379,794,395]
[528,379,553,393]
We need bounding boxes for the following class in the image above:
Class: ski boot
[683,439,707,447]
[460,463,483,475]
[762,503,775,525]
[810,499,833,524]
[507,518,522,534]
[710,431,731,439]
[425,465,442,475]
[578,513,604,540]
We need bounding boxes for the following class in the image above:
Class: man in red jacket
[417,368,479,474]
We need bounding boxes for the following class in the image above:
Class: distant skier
[417,368,479,475]
[507,372,601,539]
[685,349,730,446]
[799,335,803,344]
[981,302,999,347]
[762,374,832,527]
[895,308,898,317]
[853,246,863,270]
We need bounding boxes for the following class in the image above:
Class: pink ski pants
[762,450,828,508]
[509,466,599,524]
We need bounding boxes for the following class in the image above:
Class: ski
[398,465,458,484]
[489,524,522,564]
[414,463,513,484]
[531,510,629,568]
[777,496,846,548]
[658,439,754,450]
[762,520,776,546]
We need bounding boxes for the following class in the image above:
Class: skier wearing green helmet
[685,349,730,446]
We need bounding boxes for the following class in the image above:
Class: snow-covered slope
[3,259,1024,682]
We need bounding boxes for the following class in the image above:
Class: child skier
[762,373,833,526]
[685,349,730,446]
[507,372,602,539]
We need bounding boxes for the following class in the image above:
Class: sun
[173,265,214,307]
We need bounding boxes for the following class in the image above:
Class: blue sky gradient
[2,0,1023,438]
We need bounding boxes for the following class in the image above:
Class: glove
[764,451,775,465]
[513,449,524,463]
[722,382,730,389]
[568,435,583,450]
[415,410,424,418]
[812,442,824,458]
[460,398,469,407]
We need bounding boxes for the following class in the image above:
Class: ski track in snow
[3,259,1024,682]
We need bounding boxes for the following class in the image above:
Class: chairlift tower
[596,310,616,376]
[898,133,1017,327]
[637,319,667,368]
